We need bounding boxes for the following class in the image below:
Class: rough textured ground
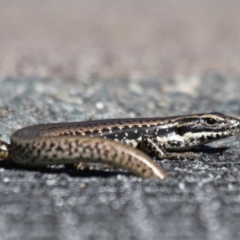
[0,1,240,240]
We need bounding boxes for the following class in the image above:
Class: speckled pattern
[6,112,240,177]
[9,135,166,179]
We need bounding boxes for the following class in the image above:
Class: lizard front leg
[137,135,197,160]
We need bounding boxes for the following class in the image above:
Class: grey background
[0,1,240,240]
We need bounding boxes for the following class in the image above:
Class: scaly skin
[0,112,239,179]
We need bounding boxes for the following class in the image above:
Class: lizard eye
[204,118,217,125]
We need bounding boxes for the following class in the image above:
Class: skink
[0,112,239,179]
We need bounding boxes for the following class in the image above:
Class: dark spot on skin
[136,164,141,169]
[50,143,55,148]
[127,155,132,162]
[167,141,181,147]
[92,129,100,135]
[56,146,64,152]
[84,130,92,136]
[76,140,81,146]
[103,149,109,156]
[175,141,181,146]
[207,135,215,140]
[101,128,111,133]
[95,146,101,155]
[200,136,205,142]
[74,148,78,152]
[122,126,131,130]
[62,132,71,136]
[111,127,121,132]
[83,146,92,152]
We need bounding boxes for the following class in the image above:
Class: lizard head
[175,112,240,148]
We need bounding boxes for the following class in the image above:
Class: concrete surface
[0,1,240,240]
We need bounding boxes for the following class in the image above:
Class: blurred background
[1,0,240,80]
